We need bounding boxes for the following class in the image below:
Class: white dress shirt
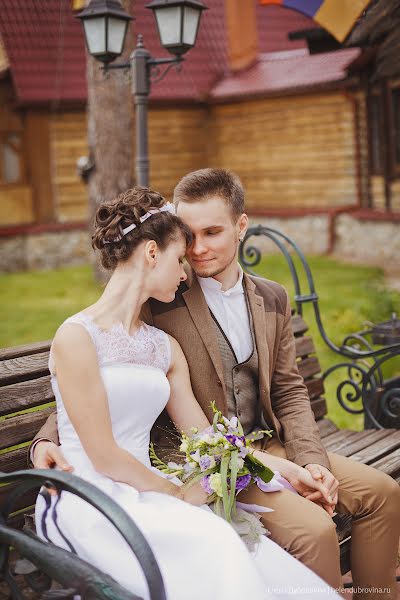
[197,265,253,363]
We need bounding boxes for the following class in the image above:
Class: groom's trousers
[238,437,400,600]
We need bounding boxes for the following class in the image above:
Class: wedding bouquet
[150,403,278,550]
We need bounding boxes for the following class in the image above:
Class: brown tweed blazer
[32,266,330,469]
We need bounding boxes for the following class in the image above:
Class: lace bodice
[56,312,171,373]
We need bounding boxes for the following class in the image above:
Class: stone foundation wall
[248,215,331,255]
[0,214,398,273]
[333,214,400,269]
[0,230,91,272]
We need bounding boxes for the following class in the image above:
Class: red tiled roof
[0,0,355,106]
[256,5,313,53]
[0,0,87,105]
[210,47,360,100]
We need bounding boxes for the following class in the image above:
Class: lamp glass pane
[155,6,182,46]
[107,17,127,54]
[83,17,106,54]
[183,6,200,46]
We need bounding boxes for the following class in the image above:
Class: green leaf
[212,410,220,433]
[228,450,239,517]
[245,453,274,483]
[220,454,232,522]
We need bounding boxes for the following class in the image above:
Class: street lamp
[77,0,207,186]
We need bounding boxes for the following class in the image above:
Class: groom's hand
[33,440,73,472]
[303,464,339,511]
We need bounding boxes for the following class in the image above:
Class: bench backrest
[0,316,327,525]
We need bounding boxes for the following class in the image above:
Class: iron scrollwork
[0,469,166,600]
[240,225,400,429]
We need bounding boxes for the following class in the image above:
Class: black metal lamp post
[77,0,207,187]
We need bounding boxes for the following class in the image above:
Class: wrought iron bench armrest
[0,469,166,600]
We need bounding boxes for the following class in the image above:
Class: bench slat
[310,397,327,420]
[0,340,51,362]
[0,484,39,515]
[370,447,400,478]
[0,446,29,473]
[298,357,321,380]
[291,315,309,336]
[317,418,339,438]
[0,407,54,450]
[0,376,54,417]
[305,377,324,400]
[0,352,50,386]
[350,430,400,465]
[295,336,315,358]
[324,430,370,454]
[333,429,394,458]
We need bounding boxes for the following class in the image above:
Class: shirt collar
[197,264,244,297]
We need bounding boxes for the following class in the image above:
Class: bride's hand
[181,481,210,506]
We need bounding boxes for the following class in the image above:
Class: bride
[35,187,340,599]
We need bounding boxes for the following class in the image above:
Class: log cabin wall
[147,106,208,200]
[31,105,208,225]
[0,80,34,226]
[49,111,88,223]
[208,91,359,211]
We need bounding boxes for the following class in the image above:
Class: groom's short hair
[173,168,245,221]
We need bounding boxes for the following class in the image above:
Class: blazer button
[217,379,222,387]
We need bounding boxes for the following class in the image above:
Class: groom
[31,169,400,597]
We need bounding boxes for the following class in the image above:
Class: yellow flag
[315,0,371,43]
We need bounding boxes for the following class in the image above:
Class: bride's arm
[165,336,210,435]
[52,324,183,499]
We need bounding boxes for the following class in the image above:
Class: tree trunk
[86,0,135,280]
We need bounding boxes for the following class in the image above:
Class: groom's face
[176,196,242,279]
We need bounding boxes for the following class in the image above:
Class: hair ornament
[104,202,176,244]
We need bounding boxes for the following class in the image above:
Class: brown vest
[210,306,260,436]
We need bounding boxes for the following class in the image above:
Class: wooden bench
[1,316,399,583]
[1,224,400,592]
[0,343,166,599]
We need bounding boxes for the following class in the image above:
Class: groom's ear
[144,240,158,266]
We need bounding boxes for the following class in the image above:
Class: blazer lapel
[182,271,227,413]
[243,274,273,422]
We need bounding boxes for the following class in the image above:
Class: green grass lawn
[1,258,399,430]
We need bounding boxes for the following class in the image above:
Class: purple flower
[199,454,215,472]
[235,474,252,491]
[200,475,213,495]
[225,434,245,445]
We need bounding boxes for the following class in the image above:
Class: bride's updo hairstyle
[92,187,192,270]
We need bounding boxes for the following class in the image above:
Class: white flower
[180,439,189,453]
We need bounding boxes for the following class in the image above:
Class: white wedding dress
[35,312,339,600]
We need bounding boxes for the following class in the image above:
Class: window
[0,133,23,184]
